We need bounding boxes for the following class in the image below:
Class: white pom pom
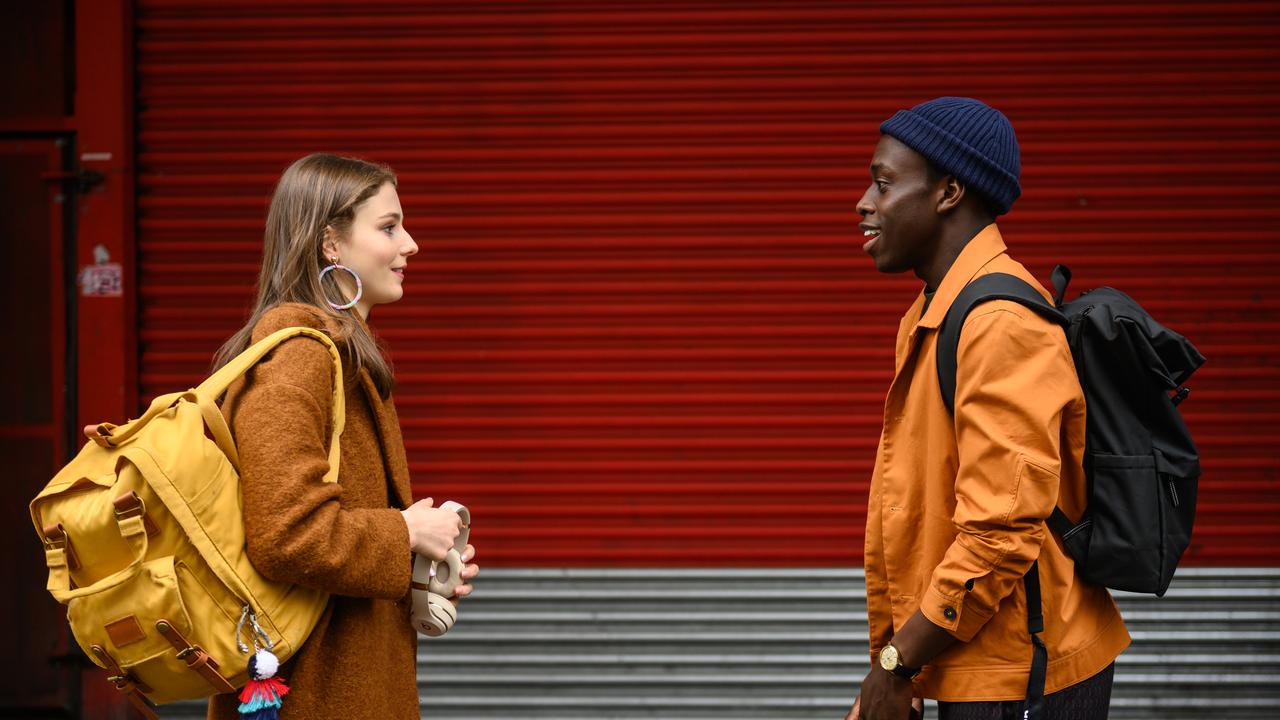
[252,648,279,679]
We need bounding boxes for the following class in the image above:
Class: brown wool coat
[207,303,420,720]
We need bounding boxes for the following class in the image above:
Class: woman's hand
[449,544,479,607]
[400,497,463,561]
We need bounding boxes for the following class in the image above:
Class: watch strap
[890,661,921,681]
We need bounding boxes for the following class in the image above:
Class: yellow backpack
[30,327,343,717]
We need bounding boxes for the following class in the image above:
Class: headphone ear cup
[411,556,459,638]
[428,550,465,597]
[418,592,457,638]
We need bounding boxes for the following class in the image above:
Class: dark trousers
[936,663,1115,720]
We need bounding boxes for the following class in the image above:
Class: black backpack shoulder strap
[936,272,1068,416]
[934,270,1071,720]
[1023,559,1048,719]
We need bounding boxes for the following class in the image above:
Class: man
[846,97,1130,720]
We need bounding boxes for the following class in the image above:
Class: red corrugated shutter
[134,1,1280,566]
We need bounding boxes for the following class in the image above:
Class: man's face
[856,135,944,275]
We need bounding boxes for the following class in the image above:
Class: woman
[207,153,478,718]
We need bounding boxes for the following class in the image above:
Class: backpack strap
[1046,507,1075,538]
[936,272,1068,415]
[1050,265,1072,307]
[88,327,346,484]
[90,644,159,720]
[1023,560,1048,719]
[934,271,1069,719]
[156,618,237,694]
[194,326,346,483]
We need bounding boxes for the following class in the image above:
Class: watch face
[879,644,899,671]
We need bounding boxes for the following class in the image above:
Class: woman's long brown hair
[212,153,397,397]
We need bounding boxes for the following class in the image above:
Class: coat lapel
[355,369,414,509]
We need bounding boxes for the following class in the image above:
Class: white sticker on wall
[81,264,123,297]
[82,244,122,297]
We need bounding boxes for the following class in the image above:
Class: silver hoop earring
[319,262,363,310]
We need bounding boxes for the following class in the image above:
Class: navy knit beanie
[879,97,1021,216]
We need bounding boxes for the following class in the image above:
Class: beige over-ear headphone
[410,501,471,638]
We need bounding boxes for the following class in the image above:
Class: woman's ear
[321,226,340,261]
[936,175,965,214]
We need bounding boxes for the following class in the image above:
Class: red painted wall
[78,0,137,436]
[8,1,139,716]
[131,1,1280,566]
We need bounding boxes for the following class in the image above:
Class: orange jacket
[864,225,1130,701]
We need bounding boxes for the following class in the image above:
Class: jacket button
[943,606,957,620]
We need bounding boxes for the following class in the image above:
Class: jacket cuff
[366,507,414,599]
[393,509,413,598]
[921,578,996,642]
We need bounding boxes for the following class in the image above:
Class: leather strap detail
[90,644,158,720]
[89,423,115,447]
[113,491,160,536]
[891,662,921,682]
[155,619,236,694]
[42,522,81,570]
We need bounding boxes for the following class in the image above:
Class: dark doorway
[0,138,78,717]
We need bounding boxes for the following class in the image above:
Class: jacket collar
[916,223,1008,330]
[355,368,415,510]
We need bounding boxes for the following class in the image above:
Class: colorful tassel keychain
[236,606,290,720]
[238,648,290,719]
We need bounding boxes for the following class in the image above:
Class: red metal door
[132,1,1280,566]
[0,137,78,716]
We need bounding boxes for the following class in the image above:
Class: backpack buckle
[92,644,158,719]
[113,492,160,536]
[174,645,202,661]
[113,491,144,519]
[42,522,67,549]
[92,645,153,693]
[42,522,81,570]
[156,619,236,694]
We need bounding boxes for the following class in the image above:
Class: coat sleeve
[228,313,412,600]
[922,301,1080,642]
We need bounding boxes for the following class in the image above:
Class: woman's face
[325,182,417,317]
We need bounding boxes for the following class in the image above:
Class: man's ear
[936,176,965,215]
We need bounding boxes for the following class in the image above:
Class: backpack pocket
[1154,447,1197,595]
[1082,452,1165,594]
[67,554,194,669]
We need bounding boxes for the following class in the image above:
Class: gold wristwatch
[878,643,921,681]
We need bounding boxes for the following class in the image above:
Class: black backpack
[936,265,1204,716]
